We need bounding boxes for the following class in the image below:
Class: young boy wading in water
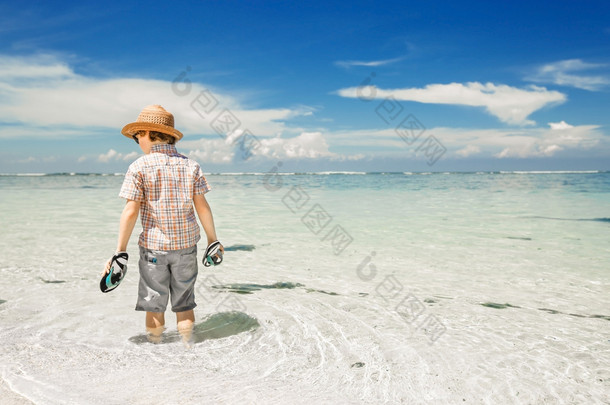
[102,104,223,345]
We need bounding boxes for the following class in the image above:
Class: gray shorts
[136,245,198,313]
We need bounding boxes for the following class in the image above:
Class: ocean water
[0,171,608,404]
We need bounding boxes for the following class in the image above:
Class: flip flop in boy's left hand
[100,252,129,293]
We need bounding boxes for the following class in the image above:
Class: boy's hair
[137,130,176,145]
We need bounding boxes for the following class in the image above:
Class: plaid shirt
[119,144,210,250]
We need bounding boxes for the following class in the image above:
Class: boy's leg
[167,245,198,345]
[146,311,165,343]
[137,247,171,343]
[177,310,195,343]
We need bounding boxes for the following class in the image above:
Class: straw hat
[121,105,183,140]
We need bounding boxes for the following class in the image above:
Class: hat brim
[121,123,183,140]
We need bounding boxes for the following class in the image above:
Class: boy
[102,104,223,344]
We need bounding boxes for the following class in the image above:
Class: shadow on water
[480,302,610,321]
[523,216,610,223]
[481,302,521,309]
[0,299,6,306]
[212,282,305,294]
[39,277,66,284]
[210,281,343,297]
[305,288,339,296]
[128,311,260,345]
[538,308,610,321]
[223,244,256,252]
[191,311,260,341]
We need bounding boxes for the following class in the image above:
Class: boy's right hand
[203,241,224,267]
[101,258,112,277]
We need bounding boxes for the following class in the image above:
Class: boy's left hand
[100,252,129,276]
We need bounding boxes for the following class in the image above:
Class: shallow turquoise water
[0,172,608,404]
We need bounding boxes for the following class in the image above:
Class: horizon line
[1,170,607,177]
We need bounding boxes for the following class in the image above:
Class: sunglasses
[132,131,147,145]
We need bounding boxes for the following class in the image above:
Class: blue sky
[1,0,609,173]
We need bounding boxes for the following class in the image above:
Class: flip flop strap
[204,241,220,257]
[203,241,220,267]
[112,252,129,272]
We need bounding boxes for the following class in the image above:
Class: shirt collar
[150,144,180,156]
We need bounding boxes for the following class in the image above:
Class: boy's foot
[146,326,164,344]
[178,322,194,348]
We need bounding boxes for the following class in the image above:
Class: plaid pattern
[119,144,210,250]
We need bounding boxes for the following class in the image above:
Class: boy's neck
[144,141,173,154]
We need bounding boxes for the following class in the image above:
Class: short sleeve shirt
[119,144,210,250]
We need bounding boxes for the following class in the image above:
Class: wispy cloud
[334,57,403,69]
[0,54,311,139]
[0,54,75,79]
[455,145,481,158]
[525,59,610,91]
[17,155,57,163]
[336,82,566,125]
[0,54,366,166]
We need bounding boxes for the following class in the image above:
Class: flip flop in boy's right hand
[203,241,224,267]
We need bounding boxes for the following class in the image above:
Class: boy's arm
[193,193,222,249]
[102,200,140,275]
[116,199,141,251]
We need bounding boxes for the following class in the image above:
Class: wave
[0,173,124,177]
[314,171,367,175]
[500,170,601,174]
[1,170,608,177]
[0,172,50,176]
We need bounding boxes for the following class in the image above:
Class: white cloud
[18,156,37,163]
[0,54,310,139]
[123,151,140,161]
[182,130,358,164]
[91,126,359,166]
[526,59,610,91]
[321,122,605,159]
[336,82,566,125]
[495,142,561,158]
[440,123,602,159]
[334,57,404,68]
[183,137,234,164]
[0,125,105,139]
[455,145,481,158]
[97,149,118,163]
[548,120,573,130]
[254,132,339,159]
[97,149,140,162]
[15,155,58,164]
